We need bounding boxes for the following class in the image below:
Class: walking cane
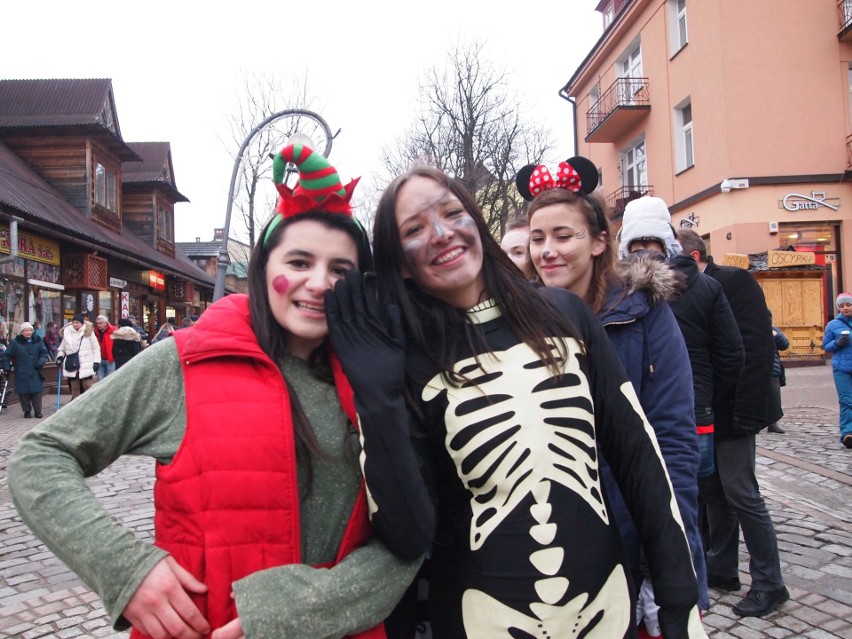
[56,364,62,410]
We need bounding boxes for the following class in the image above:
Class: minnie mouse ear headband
[263,142,361,246]
[515,155,606,230]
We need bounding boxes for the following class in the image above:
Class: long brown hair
[527,188,618,314]
[372,165,580,380]
[248,210,372,491]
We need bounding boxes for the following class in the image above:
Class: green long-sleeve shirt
[9,339,421,638]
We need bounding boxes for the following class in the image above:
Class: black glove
[55,356,64,367]
[836,333,850,348]
[658,603,696,639]
[324,270,406,402]
[93,362,100,373]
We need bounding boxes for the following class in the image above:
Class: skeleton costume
[328,279,704,638]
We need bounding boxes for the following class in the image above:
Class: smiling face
[395,175,486,309]
[529,202,607,299]
[839,301,852,319]
[265,218,358,358]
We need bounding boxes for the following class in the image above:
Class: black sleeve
[567,296,699,612]
[709,286,744,404]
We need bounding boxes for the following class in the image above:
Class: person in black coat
[676,230,789,619]
[111,319,144,370]
[668,250,744,478]
[1,322,49,418]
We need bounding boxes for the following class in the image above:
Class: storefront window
[778,222,842,322]
[98,291,113,322]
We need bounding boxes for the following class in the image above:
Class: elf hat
[837,292,852,307]
[264,142,360,245]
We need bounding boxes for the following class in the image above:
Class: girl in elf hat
[9,144,420,639]
[325,164,706,638]
[823,292,852,448]
[520,161,706,638]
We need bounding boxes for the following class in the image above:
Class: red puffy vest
[130,295,384,639]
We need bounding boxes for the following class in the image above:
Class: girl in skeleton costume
[326,166,708,638]
[10,145,420,639]
[522,160,707,638]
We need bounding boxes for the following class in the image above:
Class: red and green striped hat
[272,143,358,217]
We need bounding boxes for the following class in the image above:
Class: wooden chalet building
[0,78,214,339]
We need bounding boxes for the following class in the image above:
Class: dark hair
[527,188,618,314]
[372,165,579,380]
[504,215,530,233]
[249,210,372,489]
[676,229,708,261]
[501,216,534,280]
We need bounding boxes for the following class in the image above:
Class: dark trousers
[702,435,784,591]
[18,392,43,415]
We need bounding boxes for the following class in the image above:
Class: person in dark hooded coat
[2,321,49,417]
[111,319,144,370]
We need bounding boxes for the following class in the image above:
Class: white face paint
[395,176,487,309]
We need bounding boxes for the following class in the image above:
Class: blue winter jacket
[2,334,49,395]
[824,313,852,373]
[596,255,707,610]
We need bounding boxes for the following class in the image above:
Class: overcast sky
[3,1,603,243]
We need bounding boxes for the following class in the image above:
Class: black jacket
[668,254,744,424]
[704,256,780,437]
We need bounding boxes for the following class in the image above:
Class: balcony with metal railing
[606,184,654,222]
[838,0,852,39]
[586,77,651,144]
[846,133,852,168]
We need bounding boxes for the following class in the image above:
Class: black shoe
[843,434,852,449]
[733,587,790,617]
[767,423,785,434]
[23,412,31,418]
[34,412,43,418]
[707,575,741,591]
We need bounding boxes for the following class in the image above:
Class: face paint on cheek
[576,228,587,239]
[433,221,447,238]
[271,274,290,295]
[401,237,428,274]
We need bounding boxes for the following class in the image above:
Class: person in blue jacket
[823,292,852,448]
[526,179,704,637]
[1,321,49,418]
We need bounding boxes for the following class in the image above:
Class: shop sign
[779,191,840,212]
[767,249,815,268]
[723,253,750,269]
[121,292,130,318]
[147,270,166,290]
[109,277,127,289]
[0,227,61,265]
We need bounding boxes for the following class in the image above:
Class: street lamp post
[213,109,333,301]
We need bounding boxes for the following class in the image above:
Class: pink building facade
[561,0,851,326]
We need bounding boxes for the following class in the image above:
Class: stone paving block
[56,628,84,638]
[22,627,60,639]
[814,597,852,617]
[764,628,796,638]
[790,604,836,626]
[805,630,844,639]
[729,625,766,639]
[2,622,35,636]
[55,615,86,629]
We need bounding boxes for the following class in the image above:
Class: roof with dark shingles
[122,142,189,202]
[176,241,222,257]
[0,141,213,287]
[0,78,140,162]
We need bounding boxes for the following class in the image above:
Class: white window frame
[621,138,647,190]
[667,0,688,55]
[674,98,694,172]
[603,3,614,29]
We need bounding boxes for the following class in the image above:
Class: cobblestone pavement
[1,365,851,638]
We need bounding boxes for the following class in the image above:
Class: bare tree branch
[378,40,553,239]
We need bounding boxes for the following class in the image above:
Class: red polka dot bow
[527,162,583,197]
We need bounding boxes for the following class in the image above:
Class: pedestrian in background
[694,240,789,618]
[499,216,535,280]
[823,292,852,449]
[43,321,60,361]
[1,321,48,418]
[526,182,707,636]
[127,314,148,344]
[93,315,116,379]
[111,318,144,370]
[9,144,418,639]
[767,322,789,434]
[56,315,100,400]
[150,323,175,344]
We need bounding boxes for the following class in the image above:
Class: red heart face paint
[272,274,290,294]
